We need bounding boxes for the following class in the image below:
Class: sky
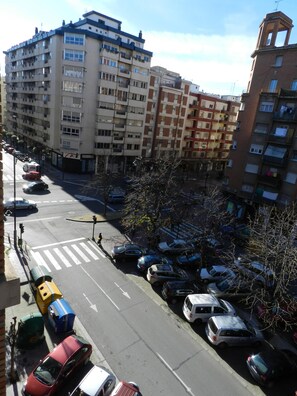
[1,0,297,95]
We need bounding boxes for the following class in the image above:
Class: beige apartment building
[4,11,152,173]
[224,11,297,211]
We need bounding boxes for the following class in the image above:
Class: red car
[22,171,41,181]
[22,335,92,396]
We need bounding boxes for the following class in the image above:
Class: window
[64,33,85,45]
[274,56,283,67]
[232,140,237,150]
[99,58,117,67]
[64,49,84,62]
[291,80,297,91]
[259,101,274,112]
[245,164,259,174]
[97,129,111,136]
[254,123,268,134]
[285,172,297,184]
[62,81,83,93]
[63,66,84,78]
[226,159,233,168]
[61,127,80,136]
[242,184,254,193]
[95,142,110,149]
[264,145,287,159]
[249,144,263,154]
[268,79,278,92]
[274,126,287,137]
[62,110,81,123]
[291,150,297,161]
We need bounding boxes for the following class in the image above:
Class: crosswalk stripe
[53,247,72,267]
[79,242,99,260]
[30,251,52,272]
[71,244,90,262]
[44,250,62,270]
[63,246,81,265]
[87,240,105,258]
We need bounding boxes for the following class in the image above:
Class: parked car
[146,264,188,285]
[200,265,235,285]
[111,381,142,396]
[254,301,297,326]
[233,257,275,289]
[22,171,41,181]
[203,237,225,255]
[161,280,201,303]
[137,254,173,273]
[69,365,116,396]
[246,348,297,387]
[157,239,195,255]
[207,277,251,301]
[3,197,37,211]
[182,294,236,323]
[206,315,264,348]
[22,335,92,396]
[176,252,202,269]
[23,180,49,193]
[111,243,145,262]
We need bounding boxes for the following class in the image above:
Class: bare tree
[121,158,185,245]
[237,204,297,332]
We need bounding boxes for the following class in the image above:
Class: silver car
[206,315,264,348]
[3,197,37,210]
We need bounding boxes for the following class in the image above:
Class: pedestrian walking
[97,233,102,245]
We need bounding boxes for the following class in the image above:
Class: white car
[157,239,194,255]
[200,265,235,284]
[3,197,37,210]
[70,365,116,396]
[233,258,275,288]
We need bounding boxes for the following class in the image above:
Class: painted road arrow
[83,293,98,312]
[114,282,131,299]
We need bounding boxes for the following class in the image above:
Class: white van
[69,365,116,396]
[23,162,40,173]
[182,294,236,323]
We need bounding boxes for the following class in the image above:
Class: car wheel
[218,342,228,349]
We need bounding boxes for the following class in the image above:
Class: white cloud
[144,31,256,94]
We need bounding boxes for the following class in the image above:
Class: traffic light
[92,215,97,224]
[19,223,24,234]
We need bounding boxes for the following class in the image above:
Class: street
[4,151,292,395]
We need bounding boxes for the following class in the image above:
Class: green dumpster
[16,312,45,349]
[30,265,52,287]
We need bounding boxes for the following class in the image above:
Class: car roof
[50,335,90,364]
[209,265,230,272]
[187,294,219,305]
[150,264,173,271]
[78,365,112,393]
[209,315,246,329]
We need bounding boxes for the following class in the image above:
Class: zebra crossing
[160,222,203,240]
[30,238,105,272]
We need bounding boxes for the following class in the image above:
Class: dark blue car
[137,254,173,273]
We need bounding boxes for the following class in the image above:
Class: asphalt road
[3,151,293,395]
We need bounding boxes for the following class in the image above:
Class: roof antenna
[274,0,284,11]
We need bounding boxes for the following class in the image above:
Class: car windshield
[34,356,62,385]
[218,299,228,312]
[243,320,256,335]
[209,266,220,276]
[217,279,232,291]
[251,355,269,375]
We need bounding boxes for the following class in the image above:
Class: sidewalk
[5,243,110,395]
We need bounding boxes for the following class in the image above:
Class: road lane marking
[44,250,62,270]
[31,251,52,272]
[80,242,99,260]
[32,237,85,250]
[81,266,120,310]
[72,244,90,262]
[63,246,81,265]
[87,240,105,258]
[53,247,72,267]
[156,353,195,396]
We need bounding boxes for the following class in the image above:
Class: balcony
[273,110,297,122]
[257,173,282,187]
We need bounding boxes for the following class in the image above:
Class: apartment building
[224,11,297,209]
[142,66,191,159]
[4,11,152,173]
[183,92,240,174]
